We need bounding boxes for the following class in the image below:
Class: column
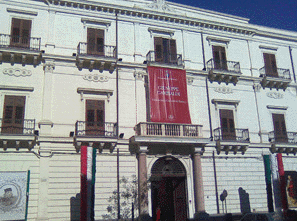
[138,146,149,219]
[39,60,55,136]
[192,148,205,213]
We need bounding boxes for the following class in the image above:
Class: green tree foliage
[102,175,139,220]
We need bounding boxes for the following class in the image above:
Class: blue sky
[169,0,297,31]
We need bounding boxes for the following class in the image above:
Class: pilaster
[39,60,55,136]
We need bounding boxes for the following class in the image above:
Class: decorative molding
[253,83,262,92]
[212,99,240,109]
[206,36,231,46]
[266,92,284,99]
[0,85,34,92]
[43,60,55,73]
[83,74,109,82]
[7,8,38,16]
[134,69,146,80]
[187,77,194,85]
[266,105,288,110]
[148,27,174,38]
[77,87,113,102]
[214,86,233,94]
[259,45,278,51]
[3,68,32,77]
[147,0,173,12]
[81,18,111,30]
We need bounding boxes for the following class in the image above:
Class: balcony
[0,34,42,65]
[268,131,297,155]
[213,127,250,155]
[76,42,117,73]
[74,121,118,152]
[0,118,37,150]
[259,67,291,90]
[129,122,210,155]
[207,58,241,85]
[145,51,183,67]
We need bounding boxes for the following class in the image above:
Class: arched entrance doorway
[151,156,188,221]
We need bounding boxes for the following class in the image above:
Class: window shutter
[264,53,278,77]
[21,19,32,46]
[87,28,96,54]
[95,29,104,55]
[169,39,177,63]
[154,37,163,62]
[213,46,227,70]
[2,95,26,134]
[11,18,21,45]
[219,109,235,140]
[272,114,287,142]
[85,100,105,136]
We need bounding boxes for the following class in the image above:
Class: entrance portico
[129,122,210,220]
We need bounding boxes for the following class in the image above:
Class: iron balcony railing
[0,34,41,51]
[259,67,291,80]
[75,121,117,138]
[268,131,297,144]
[77,42,117,58]
[135,122,203,138]
[146,51,183,66]
[207,58,241,73]
[213,127,250,142]
[0,118,35,135]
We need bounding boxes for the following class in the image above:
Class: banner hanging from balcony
[80,146,96,221]
[148,66,191,124]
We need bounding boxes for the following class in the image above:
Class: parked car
[240,212,275,221]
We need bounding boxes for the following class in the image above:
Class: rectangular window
[154,37,177,64]
[263,53,278,77]
[219,109,236,140]
[213,46,227,70]
[2,95,26,134]
[10,18,32,48]
[272,113,287,142]
[85,100,105,136]
[87,28,105,56]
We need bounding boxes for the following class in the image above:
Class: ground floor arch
[150,156,188,221]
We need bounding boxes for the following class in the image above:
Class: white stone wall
[0,0,297,220]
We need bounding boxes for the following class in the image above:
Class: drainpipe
[116,11,119,138]
[289,46,296,84]
[115,11,120,220]
[201,32,213,140]
[247,40,263,143]
[213,151,220,214]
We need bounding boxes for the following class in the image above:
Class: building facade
[0,0,297,220]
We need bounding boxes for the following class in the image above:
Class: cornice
[46,0,258,37]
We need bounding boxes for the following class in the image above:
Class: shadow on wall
[238,187,251,214]
[70,193,81,221]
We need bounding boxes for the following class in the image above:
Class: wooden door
[213,46,227,70]
[87,28,104,56]
[2,95,26,134]
[263,53,278,77]
[85,100,105,136]
[173,177,187,221]
[220,109,236,140]
[272,114,287,142]
[10,18,31,48]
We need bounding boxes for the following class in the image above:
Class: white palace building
[0,0,297,221]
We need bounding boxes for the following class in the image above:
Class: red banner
[148,66,191,124]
